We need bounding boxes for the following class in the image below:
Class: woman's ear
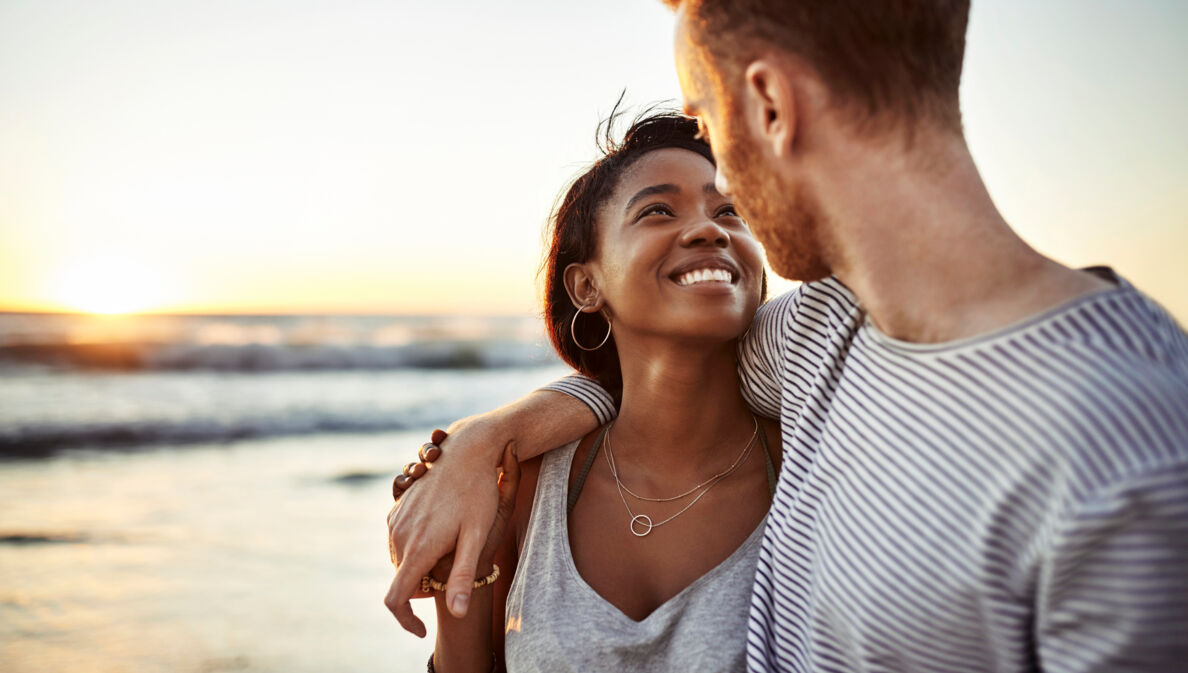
[563,263,603,311]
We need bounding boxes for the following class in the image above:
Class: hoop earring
[570,308,612,351]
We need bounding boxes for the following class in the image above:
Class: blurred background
[1,1,1185,671]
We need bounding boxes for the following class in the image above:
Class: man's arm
[737,289,799,419]
[1036,461,1188,671]
[384,389,600,637]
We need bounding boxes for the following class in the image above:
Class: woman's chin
[662,315,752,344]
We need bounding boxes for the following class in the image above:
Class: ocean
[0,312,570,672]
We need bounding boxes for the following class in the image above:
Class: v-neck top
[503,439,767,672]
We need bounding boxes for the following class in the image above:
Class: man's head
[667,0,971,280]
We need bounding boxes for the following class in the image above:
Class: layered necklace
[603,415,759,537]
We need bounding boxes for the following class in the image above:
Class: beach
[0,312,568,672]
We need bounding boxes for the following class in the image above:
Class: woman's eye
[639,204,675,219]
[715,204,740,219]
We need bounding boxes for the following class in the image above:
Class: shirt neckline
[861,267,1131,356]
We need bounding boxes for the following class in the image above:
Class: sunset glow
[0,1,1184,319]
[49,255,170,315]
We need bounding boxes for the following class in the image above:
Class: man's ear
[743,59,798,159]
[563,263,603,311]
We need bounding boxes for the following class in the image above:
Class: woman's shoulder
[510,436,581,551]
[516,436,582,500]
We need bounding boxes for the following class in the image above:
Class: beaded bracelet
[392,429,448,500]
[420,563,500,594]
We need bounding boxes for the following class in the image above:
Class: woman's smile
[667,254,741,292]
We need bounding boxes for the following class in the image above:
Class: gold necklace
[602,416,759,537]
[608,415,759,503]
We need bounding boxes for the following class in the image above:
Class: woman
[405,108,780,672]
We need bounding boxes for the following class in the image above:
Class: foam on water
[0,313,568,456]
[0,366,570,456]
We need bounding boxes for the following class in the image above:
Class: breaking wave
[0,340,552,372]
[1,412,422,457]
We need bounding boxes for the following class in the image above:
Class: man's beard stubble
[718,124,833,282]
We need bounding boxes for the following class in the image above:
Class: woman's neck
[608,336,755,480]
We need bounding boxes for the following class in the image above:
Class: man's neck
[815,129,1112,343]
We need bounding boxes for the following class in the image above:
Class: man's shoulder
[1048,362,1188,493]
[744,278,864,370]
[759,277,863,332]
[1042,283,1188,384]
[780,276,860,311]
[1002,285,1188,494]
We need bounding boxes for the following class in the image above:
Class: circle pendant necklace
[603,417,759,537]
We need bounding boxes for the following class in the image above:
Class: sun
[50,254,169,315]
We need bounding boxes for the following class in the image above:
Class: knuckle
[403,536,425,559]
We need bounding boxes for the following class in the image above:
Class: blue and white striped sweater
[546,270,1188,672]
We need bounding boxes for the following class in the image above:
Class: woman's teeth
[676,268,733,286]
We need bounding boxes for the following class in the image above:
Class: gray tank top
[503,431,773,672]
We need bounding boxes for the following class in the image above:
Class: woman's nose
[679,217,730,248]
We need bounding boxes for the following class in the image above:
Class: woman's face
[576,147,764,345]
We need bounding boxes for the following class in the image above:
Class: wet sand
[0,431,441,673]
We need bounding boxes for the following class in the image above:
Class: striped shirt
[544,270,1188,672]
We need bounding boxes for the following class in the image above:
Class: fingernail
[451,592,469,615]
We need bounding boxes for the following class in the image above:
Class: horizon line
[0,307,546,319]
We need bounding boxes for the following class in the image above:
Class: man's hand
[420,442,521,596]
[384,417,507,637]
[382,390,599,637]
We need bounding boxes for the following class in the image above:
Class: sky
[0,0,1185,319]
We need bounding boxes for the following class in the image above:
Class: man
[387,1,1188,670]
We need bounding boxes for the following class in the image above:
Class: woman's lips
[667,255,741,286]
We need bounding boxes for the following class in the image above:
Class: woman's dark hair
[541,102,715,407]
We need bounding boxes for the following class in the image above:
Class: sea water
[0,312,570,672]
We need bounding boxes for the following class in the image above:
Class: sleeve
[736,288,801,419]
[539,374,617,426]
[1035,460,1188,672]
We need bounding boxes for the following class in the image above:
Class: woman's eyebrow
[624,184,680,214]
